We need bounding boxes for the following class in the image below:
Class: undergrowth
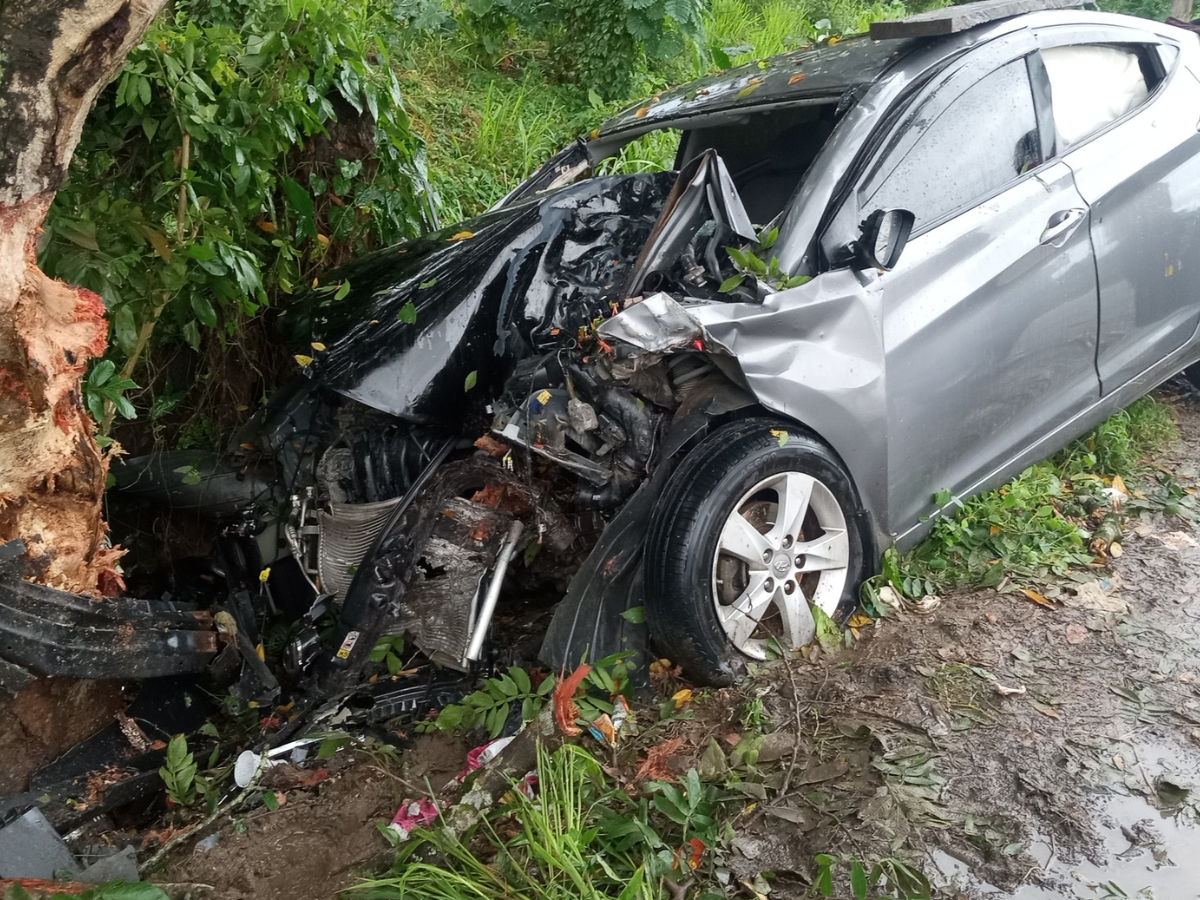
[866,397,1191,603]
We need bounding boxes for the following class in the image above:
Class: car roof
[598,34,924,138]
[594,9,1185,143]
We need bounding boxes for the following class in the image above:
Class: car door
[1034,28,1200,394]
[821,36,1101,537]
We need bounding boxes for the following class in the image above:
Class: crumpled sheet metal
[602,270,889,537]
[597,293,705,352]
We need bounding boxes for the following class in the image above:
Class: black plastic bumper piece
[0,541,218,688]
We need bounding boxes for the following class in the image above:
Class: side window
[861,59,1041,231]
[1041,45,1154,148]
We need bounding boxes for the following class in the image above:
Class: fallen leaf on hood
[311,342,326,351]
[294,354,313,367]
[553,664,591,736]
[634,107,650,118]
[788,73,806,84]
[448,230,475,241]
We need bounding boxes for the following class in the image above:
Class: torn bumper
[0,542,218,692]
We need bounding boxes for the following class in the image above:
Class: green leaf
[812,605,841,655]
[712,47,732,69]
[191,293,217,328]
[90,359,116,387]
[262,790,280,811]
[619,605,645,624]
[758,226,779,249]
[718,274,744,293]
[397,300,417,323]
[386,652,403,676]
[464,370,478,392]
[850,860,868,900]
[418,278,438,289]
[333,280,351,301]
[113,305,138,355]
[509,666,532,694]
[282,175,316,239]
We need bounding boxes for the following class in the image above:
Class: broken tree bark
[0,0,165,593]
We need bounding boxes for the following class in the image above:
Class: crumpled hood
[296,172,674,431]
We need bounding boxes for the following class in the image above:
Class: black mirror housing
[858,208,915,271]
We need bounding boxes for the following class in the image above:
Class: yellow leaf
[294,354,313,367]
[259,567,271,583]
[312,278,319,288]
[848,613,873,628]
[448,230,475,241]
[589,128,600,140]
[634,107,650,119]
[1111,474,1127,495]
[255,642,265,661]
[256,220,277,233]
[311,341,326,351]
[672,688,694,708]
[828,35,841,44]
[316,233,330,246]
[1019,588,1053,608]
[1110,541,1123,557]
[788,73,806,85]
[989,524,1000,535]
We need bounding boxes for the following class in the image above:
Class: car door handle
[1040,208,1086,246]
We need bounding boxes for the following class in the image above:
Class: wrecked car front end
[1,35,916,709]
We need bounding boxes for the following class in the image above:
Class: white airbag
[1042,45,1148,147]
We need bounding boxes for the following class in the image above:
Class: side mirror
[858,208,915,271]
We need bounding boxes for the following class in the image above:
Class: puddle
[934,790,1200,899]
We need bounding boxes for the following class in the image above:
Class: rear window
[1041,45,1152,147]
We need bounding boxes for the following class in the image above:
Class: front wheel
[645,419,866,685]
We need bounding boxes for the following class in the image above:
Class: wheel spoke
[719,573,772,647]
[770,471,814,544]
[796,529,849,573]
[718,511,773,567]
[772,587,816,650]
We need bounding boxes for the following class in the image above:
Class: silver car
[10,4,1199,696]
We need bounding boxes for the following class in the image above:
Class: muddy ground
[7,388,1200,899]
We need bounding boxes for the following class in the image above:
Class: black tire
[645,418,866,685]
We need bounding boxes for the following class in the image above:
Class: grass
[395,0,917,224]
[350,744,655,900]
[868,397,1187,603]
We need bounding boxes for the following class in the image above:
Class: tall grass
[350,745,654,900]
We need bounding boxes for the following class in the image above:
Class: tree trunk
[1171,0,1195,22]
[0,0,165,593]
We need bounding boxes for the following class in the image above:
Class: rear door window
[1041,45,1151,147]
[860,58,1041,232]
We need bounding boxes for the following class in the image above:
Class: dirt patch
[0,677,128,793]
[156,732,470,899]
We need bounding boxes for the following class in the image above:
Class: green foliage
[3,883,172,900]
[369,635,409,676]
[83,359,138,423]
[43,0,430,434]
[424,654,636,738]
[159,734,200,806]
[354,744,743,900]
[812,852,931,899]
[424,665,555,737]
[456,0,706,99]
[724,227,812,292]
[864,398,1182,603]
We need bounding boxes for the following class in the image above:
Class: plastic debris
[0,808,80,879]
[387,797,439,840]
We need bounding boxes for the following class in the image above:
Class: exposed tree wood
[1171,0,1195,22]
[0,0,166,592]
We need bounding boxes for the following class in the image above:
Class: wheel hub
[710,469,851,660]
